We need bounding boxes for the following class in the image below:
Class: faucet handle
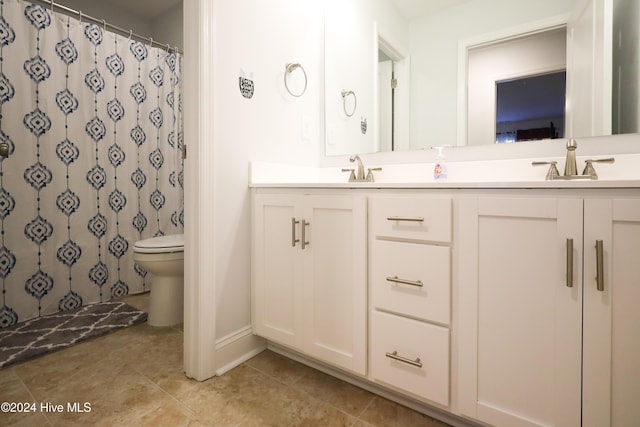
[341,168,356,182]
[366,167,382,182]
[582,157,615,179]
[532,160,560,180]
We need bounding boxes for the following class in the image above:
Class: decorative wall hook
[239,70,255,99]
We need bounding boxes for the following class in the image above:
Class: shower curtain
[0,0,183,327]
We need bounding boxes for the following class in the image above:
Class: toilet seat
[133,234,184,254]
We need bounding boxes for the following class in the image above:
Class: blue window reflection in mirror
[495,71,566,144]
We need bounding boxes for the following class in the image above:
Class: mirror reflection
[324,0,639,156]
[495,71,566,144]
[466,26,567,147]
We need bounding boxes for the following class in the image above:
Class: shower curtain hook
[128,29,132,43]
[166,43,170,53]
[78,10,82,24]
[102,19,106,33]
[49,0,54,14]
[149,37,153,49]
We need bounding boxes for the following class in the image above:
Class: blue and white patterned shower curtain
[0,0,184,327]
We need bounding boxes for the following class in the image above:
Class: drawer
[370,310,449,406]
[370,196,452,243]
[372,240,450,325]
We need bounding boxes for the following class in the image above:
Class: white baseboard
[214,326,266,376]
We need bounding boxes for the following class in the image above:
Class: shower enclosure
[0,0,184,327]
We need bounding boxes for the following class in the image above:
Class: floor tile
[359,396,451,427]
[0,369,51,426]
[119,292,151,313]
[292,367,375,417]
[244,348,314,386]
[1,292,455,427]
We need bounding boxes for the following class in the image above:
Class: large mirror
[324,0,639,156]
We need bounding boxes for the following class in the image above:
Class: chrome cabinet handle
[386,216,424,222]
[301,220,309,250]
[385,351,423,368]
[291,218,300,247]
[386,276,424,288]
[596,240,604,291]
[566,238,573,288]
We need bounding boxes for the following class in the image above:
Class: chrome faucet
[341,155,382,182]
[350,155,365,181]
[563,139,578,176]
[532,139,615,180]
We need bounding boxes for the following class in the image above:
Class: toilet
[132,234,184,327]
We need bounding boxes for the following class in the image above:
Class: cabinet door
[252,194,304,350]
[583,198,640,427]
[302,195,367,375]
[458,197,583,427]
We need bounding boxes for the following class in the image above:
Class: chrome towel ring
[0,142,9,158]
[341,90,357,117]
[284,63,307,97]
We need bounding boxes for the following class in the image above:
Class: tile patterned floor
[0,293,451,426]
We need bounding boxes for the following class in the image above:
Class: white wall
[151,2,183,51]
[54,0,151,36]
[409,0,581,150]
[52,0,182,50]
[212,0,324,340]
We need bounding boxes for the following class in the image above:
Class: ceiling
[389,0,472,19]
[100,0,181,21]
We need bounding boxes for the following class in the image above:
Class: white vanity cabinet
[250,181,639,427]
[251,191,367,375]
[582,198,640,427]
[368,195,452,407]
[457,193,640,427]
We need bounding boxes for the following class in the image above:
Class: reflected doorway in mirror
[495,71,566,144]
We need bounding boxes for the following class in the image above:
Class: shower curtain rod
[28,0,182,54]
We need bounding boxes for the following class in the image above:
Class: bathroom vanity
[250,162,640,426]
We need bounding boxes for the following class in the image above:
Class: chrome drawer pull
[386,276,424,288]
[566,238,573,288]
[385,351,423,368]
[301,220,310,250]
[596,240,604,291]
[291,218,300,247]
[386,216,424,222]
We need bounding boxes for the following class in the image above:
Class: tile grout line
[244,361,363,424]
[126,344,216,426]
[10,367,55,427]
[355,395,378,426]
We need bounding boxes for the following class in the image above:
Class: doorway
[466,26,567,146]
[495,70,566,143]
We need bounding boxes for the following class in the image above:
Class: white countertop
[250,180,640,189]
[249,156,640,189]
